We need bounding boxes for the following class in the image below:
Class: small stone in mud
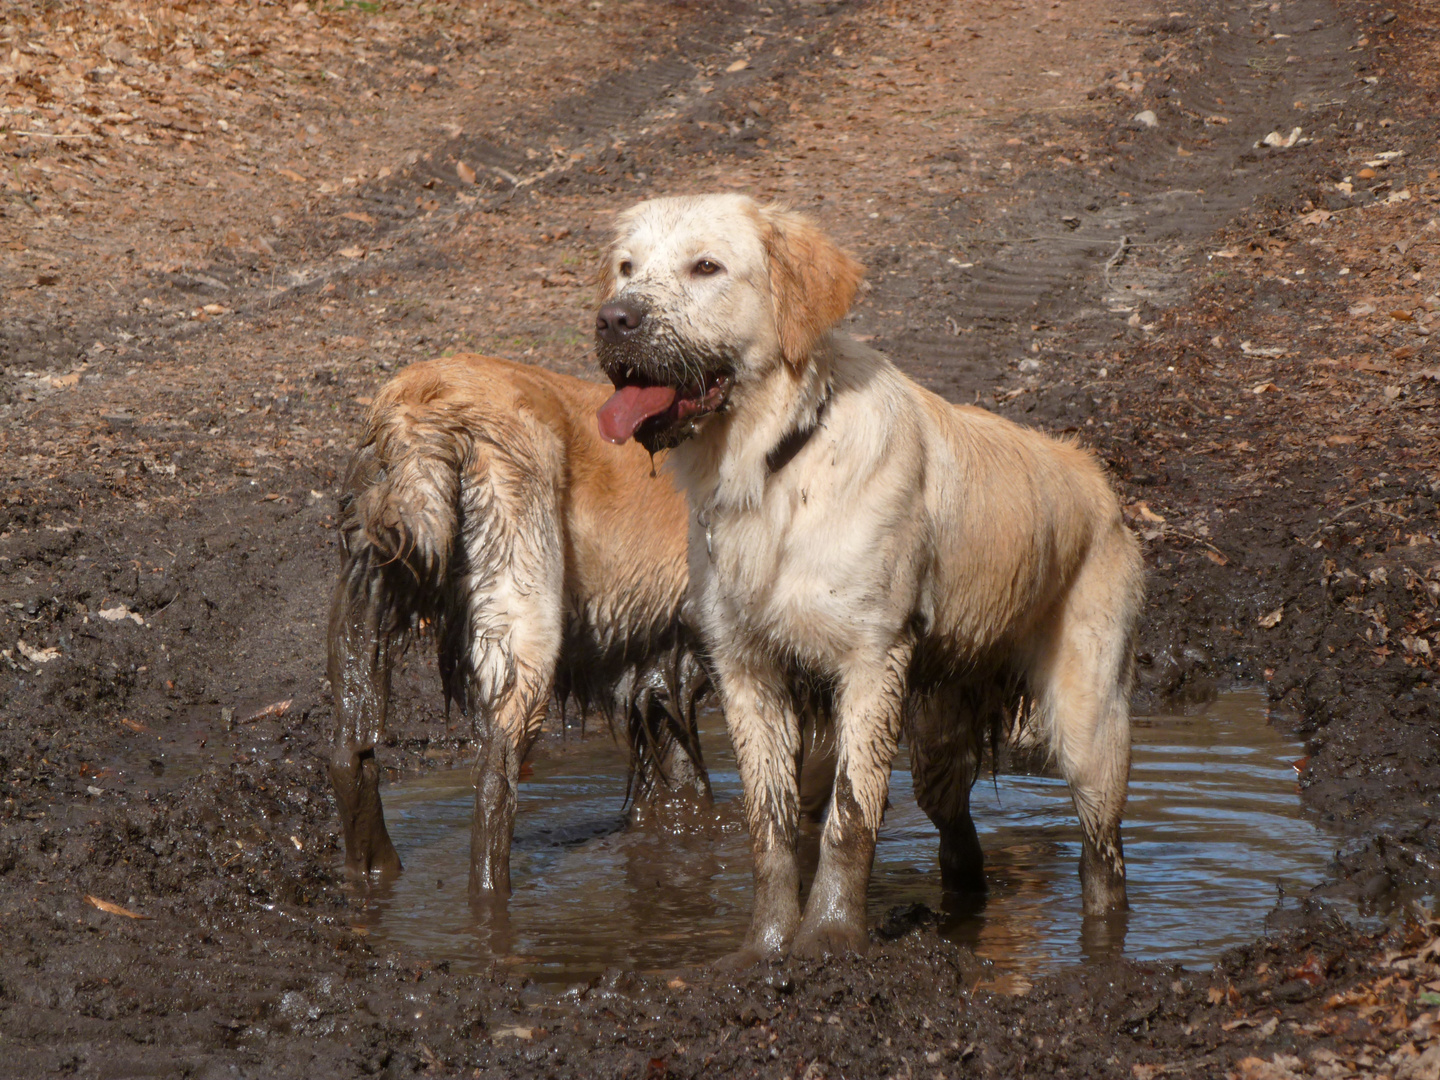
[1133,110,1159,129]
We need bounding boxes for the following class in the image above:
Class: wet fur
[597,194,1144,959]
[327,353,710,896]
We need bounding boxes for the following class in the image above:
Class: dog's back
[909,385,1139,665]
[341,354,691,684]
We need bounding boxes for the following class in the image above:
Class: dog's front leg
[717,660,803,965]
[792,638,911,958]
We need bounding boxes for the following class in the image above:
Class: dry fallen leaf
[86,895,150,920]
[1258,606,1284,628]
[1240,341,1287,358]
[1251,382,1279,394]
[16,640,61,663]
[340,211,376,226]
[1299,209,1333,225]
[243,698,293,723]
[456,161,477,185]
[1235,1054,1304,1080]
[491,1026,534,1041]
[726,59,749,72]
[277,167,307,183]
[1261,127,1303,149]
[338,246,366,259]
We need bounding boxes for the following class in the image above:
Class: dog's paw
[711,945,782,973]
[346,840,402,880]
[790,920,869,960]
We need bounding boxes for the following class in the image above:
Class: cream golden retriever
[327,354,710,897]
[593,195,1144,960]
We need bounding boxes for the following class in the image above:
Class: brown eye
[693,258,722,276]
[618,259,633,277]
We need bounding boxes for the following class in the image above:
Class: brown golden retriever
[327,354,710,896]
[593,195,1144,961]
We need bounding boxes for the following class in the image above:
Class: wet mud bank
[1,0,1438,1074]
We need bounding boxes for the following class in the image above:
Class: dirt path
[2,0,1439,1076]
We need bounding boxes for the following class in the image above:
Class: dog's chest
[699,489,918,665]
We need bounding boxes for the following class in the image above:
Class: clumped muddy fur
[327,354,713,895]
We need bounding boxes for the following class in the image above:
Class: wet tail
[329,399,469,705]
[340,403,463,596]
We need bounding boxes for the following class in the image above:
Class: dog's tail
[329,384,470,711]
[342,392,464,597]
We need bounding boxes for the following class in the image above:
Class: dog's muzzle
[593,297,734,452]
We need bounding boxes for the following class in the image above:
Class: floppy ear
[594,238,618,302]
[759,205,866,369]
[594,207,634,302]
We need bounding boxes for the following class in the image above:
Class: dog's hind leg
[328,405,461,880]
[326,557,403,880]
[907,685,986,897]
[446,456,564,899]
[467,639,554,899]
[1031,535,1141,915]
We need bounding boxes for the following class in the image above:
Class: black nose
[595,300,646,343]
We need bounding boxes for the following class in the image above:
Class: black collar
[765,397,828,476]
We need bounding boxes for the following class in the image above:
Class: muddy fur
[327,353,711,895]
[596,195,1144,960]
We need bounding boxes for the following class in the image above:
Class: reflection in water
[358,690,1332,982]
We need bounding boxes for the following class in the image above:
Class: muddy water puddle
[357,691,1334,982]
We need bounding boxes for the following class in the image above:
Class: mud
[362,692,1341,984]
[2,0,1439,1075]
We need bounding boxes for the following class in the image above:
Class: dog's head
[593,194,864,452]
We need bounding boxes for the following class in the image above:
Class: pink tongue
[597,384,678,444]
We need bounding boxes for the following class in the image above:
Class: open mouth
[596,371,732,449]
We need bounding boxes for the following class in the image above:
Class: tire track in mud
[868,0,1366,402]
[368,4,837,200]
[179,1,852,318]
[188,0,1362,352]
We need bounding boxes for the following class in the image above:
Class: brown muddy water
[355,691,1336,983]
